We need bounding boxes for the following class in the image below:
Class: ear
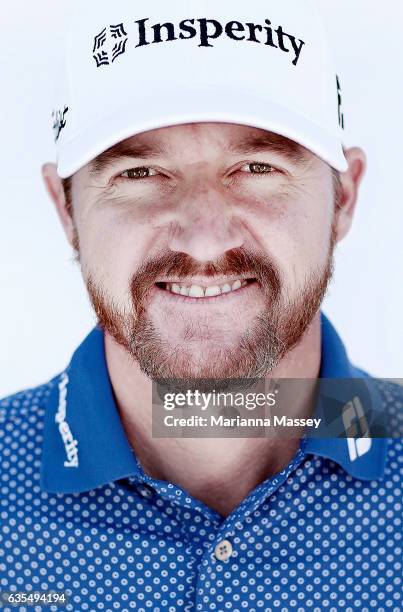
[41,163,76,246]
[334,147,367,242]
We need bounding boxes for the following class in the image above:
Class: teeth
[189,285,205,298]
[204,285,221,297]
[164,279,251,298]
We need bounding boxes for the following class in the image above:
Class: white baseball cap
[52,0,348,178]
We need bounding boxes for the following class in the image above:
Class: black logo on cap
[93,23,128,67]
[336,75,345,129]
[52,106,69,142]
[91,17,306,69]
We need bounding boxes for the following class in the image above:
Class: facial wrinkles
[108,171,289,237]
[87,262,332,386]
[87,165,227,240]
[73,124,337,384]
[84,218,336,389]
[78,190,159,261]
[236,168,332,269]
[178,125,226,162]
[79,132,319,233]
[80,168,331,312]
[247,168,320,214]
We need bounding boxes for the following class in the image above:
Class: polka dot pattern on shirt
[0,379,402,611]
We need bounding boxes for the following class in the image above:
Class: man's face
[69,123,337,382]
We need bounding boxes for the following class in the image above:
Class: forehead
[115,122,302,149]
[87,122,310,175]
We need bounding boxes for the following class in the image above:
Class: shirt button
[136,484,155,499]
[214,539,233,562]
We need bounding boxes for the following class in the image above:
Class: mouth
[155,277,257,299]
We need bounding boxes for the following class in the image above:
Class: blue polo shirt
[0,314,401,612]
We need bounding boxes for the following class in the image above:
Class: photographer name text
[163,415,322,429]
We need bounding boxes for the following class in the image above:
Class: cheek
[76,190,180,288]
[74,182,181,300]
[77,211,155,307]
[233,184,333,288]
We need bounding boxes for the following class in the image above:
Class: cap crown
[53,0,346,176]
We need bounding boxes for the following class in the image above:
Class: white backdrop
[1,1,402,397]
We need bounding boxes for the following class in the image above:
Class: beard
[83,225,337,389]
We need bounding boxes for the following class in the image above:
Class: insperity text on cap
[52,0,348,178]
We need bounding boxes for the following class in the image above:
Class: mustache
[130,247,282,312]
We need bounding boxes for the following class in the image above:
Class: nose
[168,181,244,262]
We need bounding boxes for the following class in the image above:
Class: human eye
[240,162,279,174]
[119,166,158,180]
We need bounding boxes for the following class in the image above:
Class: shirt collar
[40,313,387,494]
[305,313,387,481]
[40,326,141,494]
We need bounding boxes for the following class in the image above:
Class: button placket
[136,483,155,499]
[214,539,233,562]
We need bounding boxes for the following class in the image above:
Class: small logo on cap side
[336,75,345,129]
[52,106,69,142]
[93,23,128,67]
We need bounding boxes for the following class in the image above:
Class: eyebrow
[228,133,308,164]
[88,140,166,177]
[88,130,308,177]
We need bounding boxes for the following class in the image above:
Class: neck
[105,313,322,516]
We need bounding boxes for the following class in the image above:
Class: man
[1,1,401,611]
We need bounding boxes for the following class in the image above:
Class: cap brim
[57,88,348,178]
